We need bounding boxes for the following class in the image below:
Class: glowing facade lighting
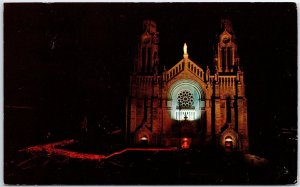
[169,79,204,121]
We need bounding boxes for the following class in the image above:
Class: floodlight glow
[168,79,205,121]
[225,137,233,142]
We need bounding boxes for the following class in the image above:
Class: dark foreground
[5,141,296,185]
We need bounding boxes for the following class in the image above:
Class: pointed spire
[183,43,188,59]
[221,19,233,33]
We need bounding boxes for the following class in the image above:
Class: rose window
[177,90,194,108]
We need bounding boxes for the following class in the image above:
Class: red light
[19,140,178,161]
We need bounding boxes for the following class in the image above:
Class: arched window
[169,79,204,121]
[227,47,232,69]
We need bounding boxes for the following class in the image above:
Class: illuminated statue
[183,43,188,55]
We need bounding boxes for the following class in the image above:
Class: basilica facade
[126,20,249,152]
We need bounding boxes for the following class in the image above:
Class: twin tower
[126,19,249,152]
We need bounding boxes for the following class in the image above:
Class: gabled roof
[163,57,206,83]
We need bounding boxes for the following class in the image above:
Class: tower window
[147,47,152,72]
[227,47,232,69]
[222,47,226,71]
[226,97,231,122]
[154,52,157,60]
[142,48,146,72]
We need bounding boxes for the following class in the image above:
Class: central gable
[163,58,205,83]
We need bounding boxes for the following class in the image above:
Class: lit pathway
[19,139,178,161]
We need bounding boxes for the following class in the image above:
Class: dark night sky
[4,3,297,150]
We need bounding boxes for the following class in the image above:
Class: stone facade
[126,19,249,152]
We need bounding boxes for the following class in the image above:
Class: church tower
[214,19,240,73]
[135,20,159,74]
[127,20,161,146]
[211,19,248,151]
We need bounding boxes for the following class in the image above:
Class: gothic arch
[167,79,206,100]
[136,128,151,144]
[167,79,205,121]
[220,128,238,149]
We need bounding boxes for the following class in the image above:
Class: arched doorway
[140,135,149,146]
[181,137,191,149]
[224,136,233,151]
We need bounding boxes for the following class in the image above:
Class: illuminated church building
[126,20,249,152]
